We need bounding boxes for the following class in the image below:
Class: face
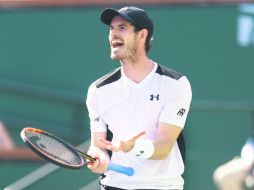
[108,16,140,61]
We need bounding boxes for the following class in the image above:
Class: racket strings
[26,132,82,167]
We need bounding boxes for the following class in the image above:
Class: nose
[109,29,118,42]
[109,28,116,39]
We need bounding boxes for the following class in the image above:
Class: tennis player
[86,6,192,190]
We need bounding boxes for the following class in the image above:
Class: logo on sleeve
[92,117,100,122]
[177,108,186,117]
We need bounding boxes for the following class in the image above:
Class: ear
[139,29,148,42]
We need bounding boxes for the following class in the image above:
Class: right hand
[86,148,109,174]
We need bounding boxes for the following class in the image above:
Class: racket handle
[108,162,134,176]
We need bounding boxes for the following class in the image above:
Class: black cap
[100,6,153,41]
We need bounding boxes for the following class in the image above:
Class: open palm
[98,131,146,152]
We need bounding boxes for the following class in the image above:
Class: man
[0,122,15,150]
[0,121,43,161]
[86,6,192,190]
[213,137,254,190]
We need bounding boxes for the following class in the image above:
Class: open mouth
[111,40,124,49]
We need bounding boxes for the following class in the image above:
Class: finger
[98,138,114,148]
[104,144,121,152]
[98,138,112,145]
[85,161,94,165]
[91,158,100,171]
[98,138,122,152]
[119,141,131,152]
[109,144,122,152]
[87,157,100,169]
[131,131,146,141]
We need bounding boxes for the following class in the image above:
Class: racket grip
[108,162,134,176]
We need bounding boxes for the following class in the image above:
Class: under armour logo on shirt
[177,108,186,116]
[150,94,159,101]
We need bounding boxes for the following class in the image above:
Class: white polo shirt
[86,62,192,190]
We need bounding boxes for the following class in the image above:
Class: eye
[119,26,125,30]
[119,24,127,30]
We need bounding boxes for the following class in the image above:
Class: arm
[98,123,181,160]
[0,147,44,162]
[86,84,110,173]
[151,76,191,160]
[0,122,15,150]
[151,122,182,160]
[0,122,44,162]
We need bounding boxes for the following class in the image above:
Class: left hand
[98,131,146,152]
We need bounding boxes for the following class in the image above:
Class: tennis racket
[20,127,134,176]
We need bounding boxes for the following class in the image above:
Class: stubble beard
[110,38,138,62]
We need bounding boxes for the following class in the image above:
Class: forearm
[150,139,175,160]
[0,147,44,161]
[128,123,182,160]
[128,137,174,160]
[151,123,182,160]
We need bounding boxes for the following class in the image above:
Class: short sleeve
[86,83,107,132]
[159,76,192,128]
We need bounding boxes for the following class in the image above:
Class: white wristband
[128,140,155,159]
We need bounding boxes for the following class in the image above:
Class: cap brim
[100,8,119,25]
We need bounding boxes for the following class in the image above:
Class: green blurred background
[0,4,253,190]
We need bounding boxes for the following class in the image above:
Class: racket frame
[21,127,87,169]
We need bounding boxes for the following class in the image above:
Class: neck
[120,56,154,83]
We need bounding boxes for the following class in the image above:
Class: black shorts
[100,184,179,190]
